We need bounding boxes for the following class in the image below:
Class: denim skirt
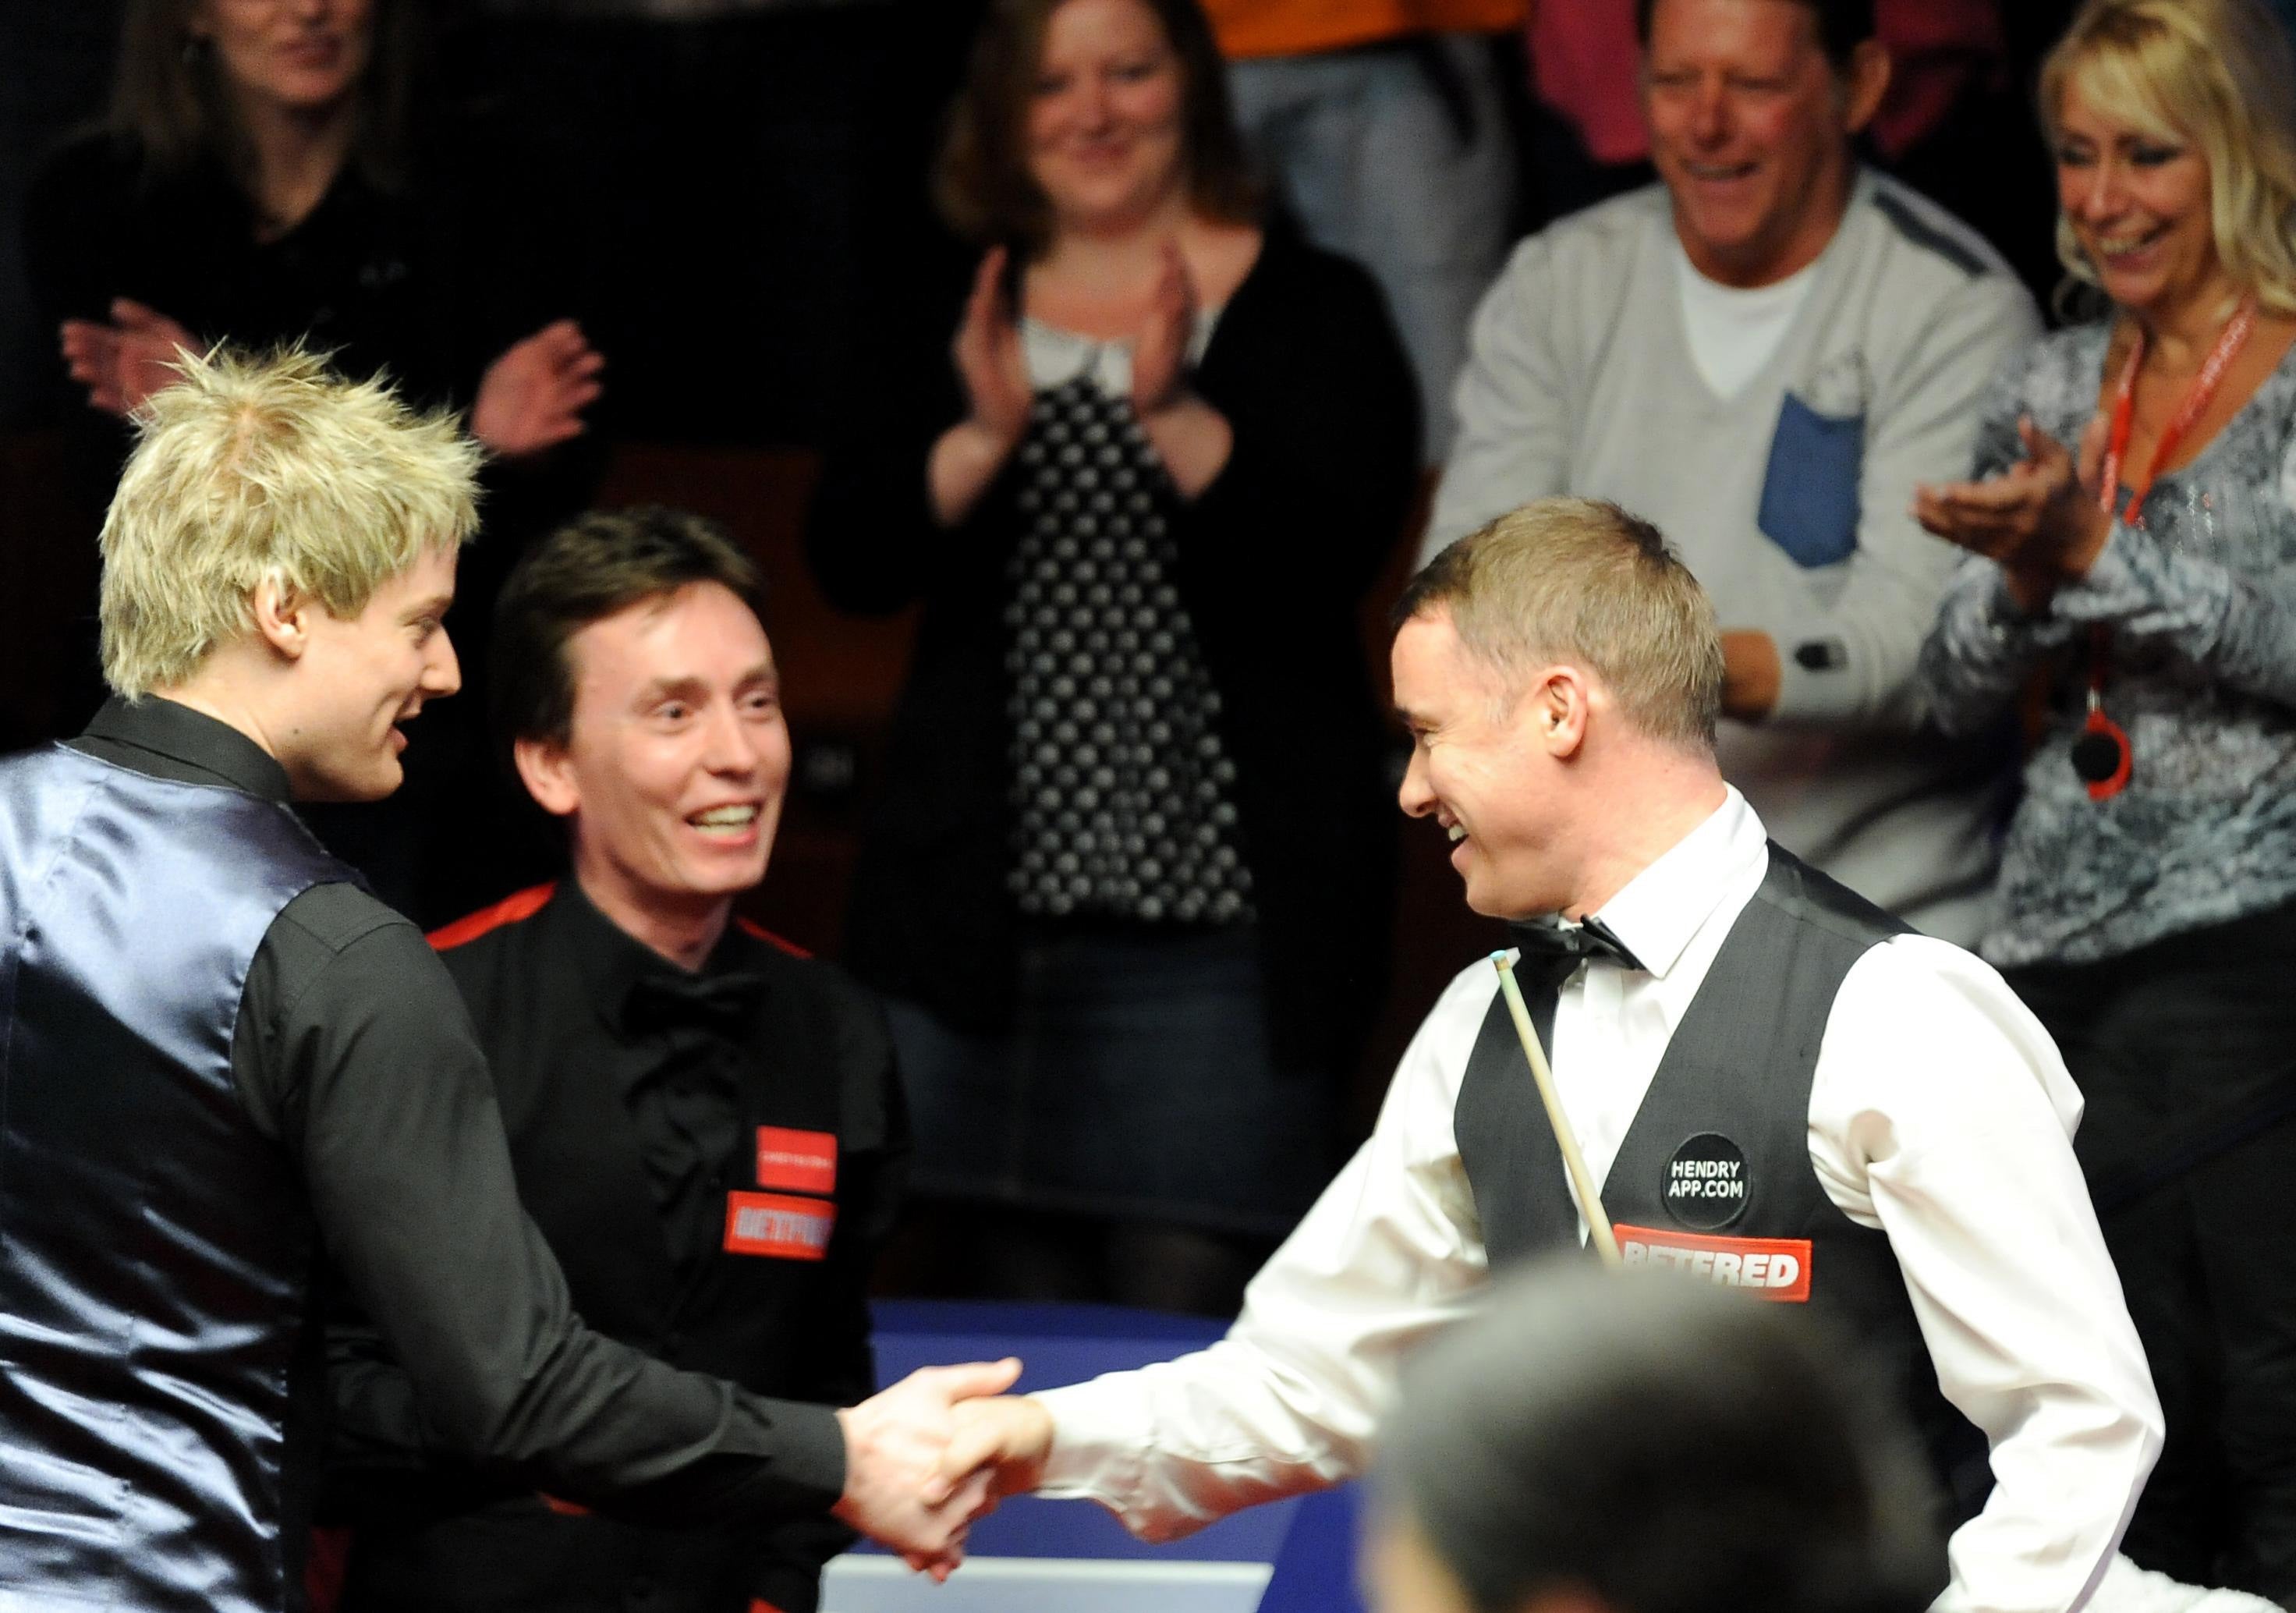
[887,923,1332,1237]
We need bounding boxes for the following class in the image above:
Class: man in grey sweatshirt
[1426,0,2038,943]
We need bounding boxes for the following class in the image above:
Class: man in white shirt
[930,498,2162,1613]
[1424,0,2042,945]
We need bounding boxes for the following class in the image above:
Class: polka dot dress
[1006,377,1256,926]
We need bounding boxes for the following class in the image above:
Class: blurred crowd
[7,0,2296,1606]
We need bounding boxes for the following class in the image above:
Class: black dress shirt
[332,880,907,1613]
[64,697,849,1523]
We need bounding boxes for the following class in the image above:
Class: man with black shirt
[0,348,1001,1613]
[331,508,905,1613]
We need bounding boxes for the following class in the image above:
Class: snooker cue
[1491,952,1623,1268]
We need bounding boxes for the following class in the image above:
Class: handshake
[830,1360,1059,1579]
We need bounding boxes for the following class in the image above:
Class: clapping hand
[472,318,604,459]
[60,298,200,417]
[954,246,1032,448]
[1913,415,2114,611]
[1130,239,1196,418]
[833,1358,1022,1580]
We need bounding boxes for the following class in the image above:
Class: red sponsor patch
[756,1126,838,1195]
[724,1191,835,1261]
[1614,1223,1812,1302]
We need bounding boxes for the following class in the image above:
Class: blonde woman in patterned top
[1914,0,2296,1594]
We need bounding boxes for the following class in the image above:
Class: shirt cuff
[727,1395,849,1516]
[1034,1379,1153,1506]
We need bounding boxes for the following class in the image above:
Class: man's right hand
[928,1393,1056,1505]
[832,1360,1022,1572]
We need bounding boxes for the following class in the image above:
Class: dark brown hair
[492,506,764,749]
[1634,0,1876,73]
[108,0,429,193]
[935,0,1258,252]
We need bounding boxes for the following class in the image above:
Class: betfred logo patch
[756,1126,837,1195]
[1615,1223,1811,1302]
[724,1192,834,1261]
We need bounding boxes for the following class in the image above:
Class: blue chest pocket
[1758,392,1865,569]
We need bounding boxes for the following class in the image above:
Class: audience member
[1914,0,2296,1596]
[327,509,907,1613]
[806,0,1419,1317]
[1522,2,2059,296]
[926,498,2162,1613]
[1366,1262,1941,1613]
[22,0,602,920]
[1207,0,1525,463]
[28,0,599,453]
[0,347,997,1613]
[1426,0,2039,946]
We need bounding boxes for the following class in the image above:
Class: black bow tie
[1507,916,1646,978]
[624,970,767,1039]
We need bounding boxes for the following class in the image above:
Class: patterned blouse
[1919,321,2296,967]
[1002,319,1256,927]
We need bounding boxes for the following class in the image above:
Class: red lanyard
[2074,301,2255,800]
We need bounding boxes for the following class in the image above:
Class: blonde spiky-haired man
[0,348,1004,1613]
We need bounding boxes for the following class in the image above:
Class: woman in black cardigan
[808,0,1418,1313]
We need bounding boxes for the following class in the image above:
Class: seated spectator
[328,508,909,1613]
[1209,0,1526,464]
[1426,0,2039,946]
[1914,0,2296,1596]
[806,0,1420,1316]
[1366,1261,1942,1613]
[23,0,603,920]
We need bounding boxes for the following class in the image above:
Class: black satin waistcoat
[0,746,344,1613]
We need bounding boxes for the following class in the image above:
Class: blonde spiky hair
[99,344,484,697]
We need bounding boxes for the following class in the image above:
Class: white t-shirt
[1674,241,1821,399]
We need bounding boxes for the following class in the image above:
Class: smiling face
[1393,609,1571,920]
[191,0,375,116]
[1025,0,1189,236]
[1642,0,1876,286]
[521,581,790,931]
[2053,76,2225,324]
[280,542,459,802]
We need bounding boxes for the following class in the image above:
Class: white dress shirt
[1036,790,2162,1613]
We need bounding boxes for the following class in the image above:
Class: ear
[1525,665,1596,760]
[250,574,312,664]
[513,735,582,819]
[1840,37,1892,136]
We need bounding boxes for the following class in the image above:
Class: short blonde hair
[1398,498,1724,750]
[2043,0,2296,316]
[100,346,483,697]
